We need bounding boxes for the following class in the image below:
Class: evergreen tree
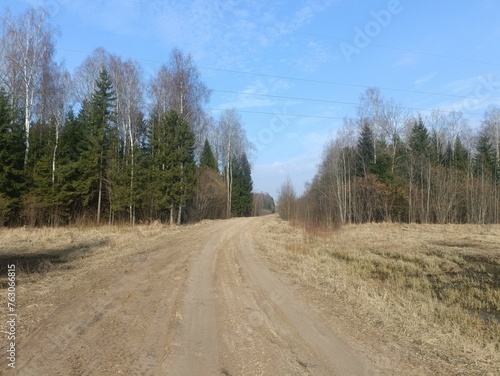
[443,141,453,168]
[150,110,195,224]
[371,141,394,184]
[409,116,429,157]
[429,130,443,166]
[356,122,374,176]
[169,110,196,224]
[149,112,172,221]
[82,69,116,223]
[199,138,218,172]
[231,152,253,216]
[453,137,469,172]
[475,133,495,177]
[28,120,59,225]
[56,110,88,221]
[0,89,24,225]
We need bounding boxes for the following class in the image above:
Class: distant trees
[253,192,275,216]
[281,88,500,226]
[0,6,260,226]
[277,177,296,221]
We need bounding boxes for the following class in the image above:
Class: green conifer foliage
[231,152,253,216]
[0,90,25,225]
[200,138,218,172]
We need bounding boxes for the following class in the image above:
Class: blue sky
[3,0,500,197]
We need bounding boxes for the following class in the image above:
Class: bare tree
[44,64,71,184]
[108,55,145,224]
[381,98,408,173]
[149,48,210,154]
[277,176,296,221]
[71,47,109,105]
[357,87,384,164]
[0,7,57,166]
[481,105,500,222]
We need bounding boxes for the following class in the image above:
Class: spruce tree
[200,138,218,172]
[82,69,116,223]
[169,110,196,224]
[231,152,253,216]
[409,116,429,157]
[56,110,88,222]
[150,110,195,224]
[475,134,495,177]
[356,122,374,176]
[0,89,25,225]
[453,137,469,172]
[28,120,59,225]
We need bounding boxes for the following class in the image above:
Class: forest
[278,87,500,225]
[0,8,264,226]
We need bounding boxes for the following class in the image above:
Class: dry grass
[0,222,181,274]
[256,217,500,376]
[0,223,184,343]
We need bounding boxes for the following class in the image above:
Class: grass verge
[255,217,500,376]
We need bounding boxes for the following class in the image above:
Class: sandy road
[15,217,372,375]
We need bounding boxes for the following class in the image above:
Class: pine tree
[0,89,25,225]
[199,138,218,172]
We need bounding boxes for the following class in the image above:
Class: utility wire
[211,89,486,117]
[57,47,500,103]
[206,108,345,120]
[199,65,500,102]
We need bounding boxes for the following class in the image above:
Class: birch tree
[217,108,250,218]
[71,48,109,106]
[108,55,145,224]
[0,7,57,166]
[149,48,210,154]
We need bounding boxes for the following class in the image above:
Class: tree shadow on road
[0,238,108,277]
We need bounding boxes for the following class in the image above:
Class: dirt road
[15,217,373,375]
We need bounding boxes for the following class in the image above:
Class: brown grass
[256,217,500,376]
[0,223,184,344]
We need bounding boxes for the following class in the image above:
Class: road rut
[16,217,372,375]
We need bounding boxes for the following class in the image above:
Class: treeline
[0,7,260,226]
[279,88,500,225]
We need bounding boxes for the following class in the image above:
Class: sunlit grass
[257,217,500,375]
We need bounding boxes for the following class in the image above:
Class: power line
[199,65,500,102]
[207,108,345,121]
[212,89,486,117]
[57,47,500,103]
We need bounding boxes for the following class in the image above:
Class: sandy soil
[8,217,377,375]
